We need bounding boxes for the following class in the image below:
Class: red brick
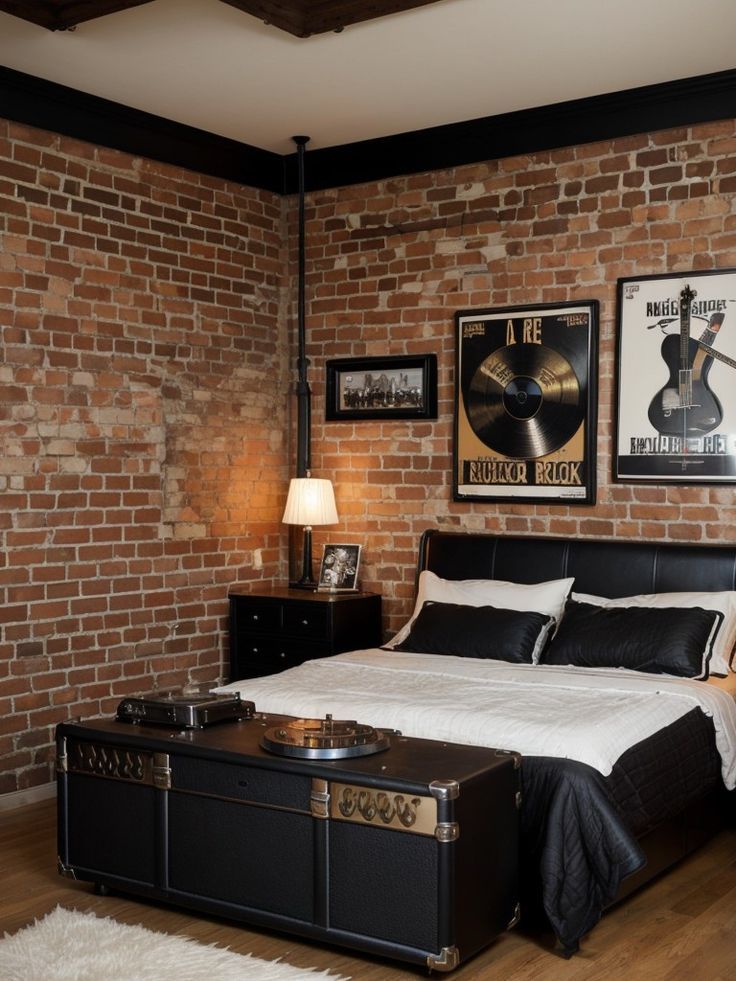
[2,113,736,796]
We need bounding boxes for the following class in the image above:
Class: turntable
[261,714,392,759]
[116,690,254,728]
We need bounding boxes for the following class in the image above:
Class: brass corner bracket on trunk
[426,945,460,972]
[310,778,330,818]
[56,737,67,774]
[152,753,171,790]
[57,856,77,879]
[507,901,522,930]
[429,779,459,800]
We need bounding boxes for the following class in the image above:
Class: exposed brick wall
[4,113,736,796]
[304,120,736,637]
[0,120,289,794]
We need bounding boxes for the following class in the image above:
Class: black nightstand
[228,585,382,680]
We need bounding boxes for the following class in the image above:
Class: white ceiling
[1,0,736,155]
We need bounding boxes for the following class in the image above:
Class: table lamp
[282,475,338,589]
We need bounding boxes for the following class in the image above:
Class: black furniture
[416,530,736,915]
[228,585,381,680]
[56,716,520,972]
[417,530,736,596]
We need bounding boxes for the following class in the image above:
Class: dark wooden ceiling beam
[0,1,155,30]
[221,0,445,36]
[305,0,443,36]
[0,1,51,28]
[218,1,308,37]
[0,0,446,35]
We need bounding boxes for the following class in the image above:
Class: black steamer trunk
[56,716,520,972]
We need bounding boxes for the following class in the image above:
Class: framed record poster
[615,269,736,482]
[454,301,598,504]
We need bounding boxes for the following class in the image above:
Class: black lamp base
[289,525,317,590]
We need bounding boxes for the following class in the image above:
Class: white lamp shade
[282,477,338,527]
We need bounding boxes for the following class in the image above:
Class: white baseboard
[0,781,57,813]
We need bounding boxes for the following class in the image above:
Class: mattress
[215,649,736,788]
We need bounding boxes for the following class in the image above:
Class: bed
[216,530,736,955]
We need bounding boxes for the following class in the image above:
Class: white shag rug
[0,906,349,981]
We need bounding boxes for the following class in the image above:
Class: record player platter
[261,714,391,759]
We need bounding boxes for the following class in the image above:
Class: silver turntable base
[261,714,391,759]
[116,691,253,728]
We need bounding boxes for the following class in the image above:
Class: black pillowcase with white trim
[541,600,724,678]
[392,600,553,663]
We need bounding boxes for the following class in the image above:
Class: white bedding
[215,649,736,789]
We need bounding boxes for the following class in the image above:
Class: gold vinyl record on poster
[467,344,583,459]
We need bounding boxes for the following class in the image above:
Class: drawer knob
[301,618,309,626]
[251,614,259,621]
[251,647,259,654]
[279,652,286,659]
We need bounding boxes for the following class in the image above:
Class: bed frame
[418,529,736,596]
[417,529,736,909]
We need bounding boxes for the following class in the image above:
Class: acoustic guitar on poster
[647,285,724,437]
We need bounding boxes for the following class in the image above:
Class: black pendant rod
[293,135,311,478]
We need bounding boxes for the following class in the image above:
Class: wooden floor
[1,799,735,980]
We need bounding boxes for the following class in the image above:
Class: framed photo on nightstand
[317,544,361,592]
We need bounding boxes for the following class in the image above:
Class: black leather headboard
[418,530,736,597]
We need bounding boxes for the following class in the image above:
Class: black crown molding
[2,64,736,196]
[285,67,736,193]
[0,66,284,193]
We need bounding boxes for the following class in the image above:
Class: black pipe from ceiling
[293,134,310,478]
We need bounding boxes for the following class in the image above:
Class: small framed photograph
[325,354,437,421]
[318,544,362,592]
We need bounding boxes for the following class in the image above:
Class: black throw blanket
[520,757,644,952]
[519,709,722,953]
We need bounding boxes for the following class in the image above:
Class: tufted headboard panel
[417,530,736,598]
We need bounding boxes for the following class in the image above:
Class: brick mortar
[300,119,736,639]
[0,118,290,794]
[3,115,736,793]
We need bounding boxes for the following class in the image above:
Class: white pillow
[572,590,736,676]
[388,570,574,661]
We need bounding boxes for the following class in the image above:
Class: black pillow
[392,600,553,663]
[541,600,723,678]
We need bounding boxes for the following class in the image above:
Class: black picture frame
[325,354,437,421]
[317,544,362,592]
[615,268,736,483]
[454,300,598,504]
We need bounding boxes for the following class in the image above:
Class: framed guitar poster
[615,268,736,482]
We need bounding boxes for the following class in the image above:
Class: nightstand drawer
[234,636,326,678]
[236,600,281,632]
[237,635,325,662]
[282,602,328,639]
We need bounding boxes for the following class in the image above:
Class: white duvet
[215,649,736,790]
